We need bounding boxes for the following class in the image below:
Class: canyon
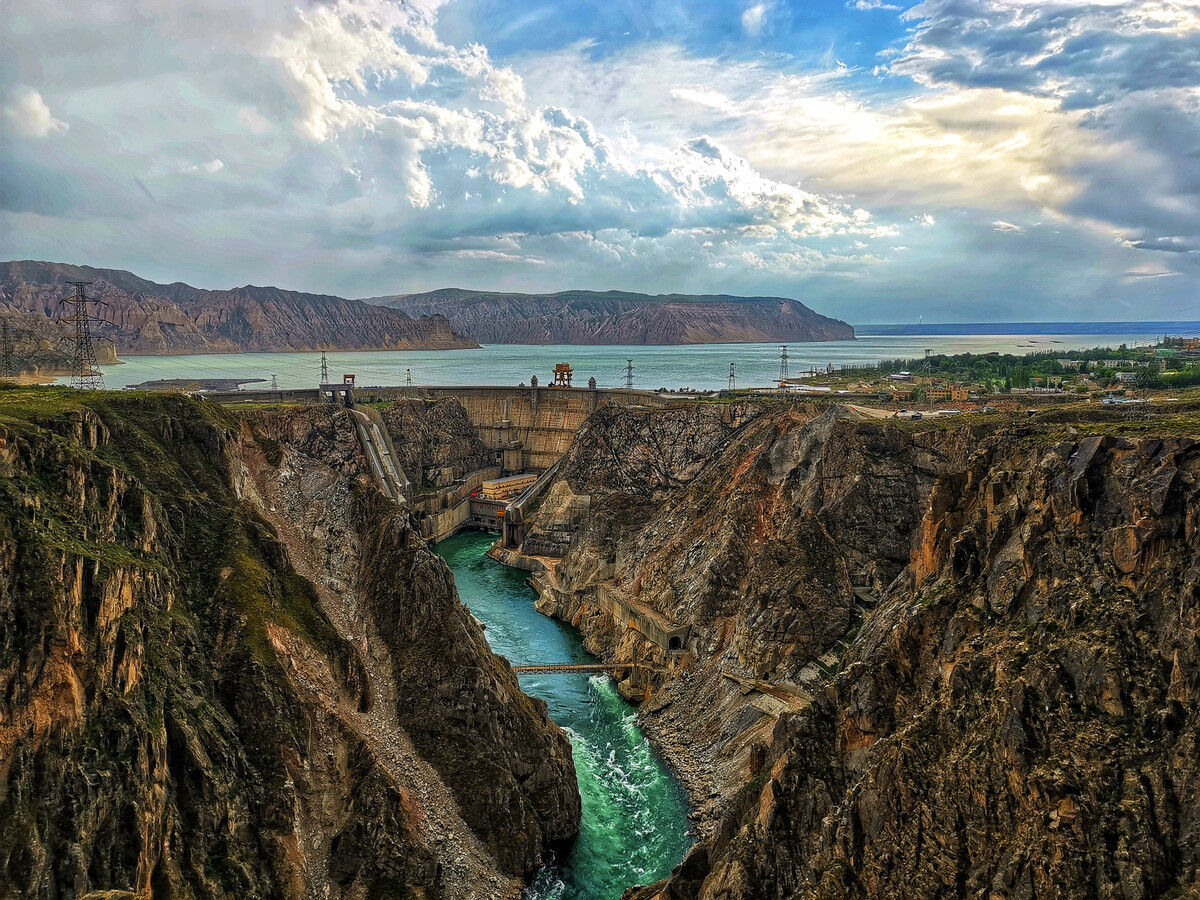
[504,398,1200,898]
[2,378,1198,899]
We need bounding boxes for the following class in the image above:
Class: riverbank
[635,679,723,839]
[496,543,725,839]
[437,531,693,899]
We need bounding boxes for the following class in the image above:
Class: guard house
[321,373,357,407]
[551,363,573,387]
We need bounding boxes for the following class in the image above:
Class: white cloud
[516,45,1096,210]
[993,220,1024,233]
[2,87,67,138]
[442,248,545,264]
[847,0,900,10]
[0,0,1196,318]
[250,0,884,239]
[670,87,738,113]
[741,2,771,35]
[1124,263,1179,279]
[237,106,275,134]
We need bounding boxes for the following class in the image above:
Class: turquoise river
[434,531,692,899]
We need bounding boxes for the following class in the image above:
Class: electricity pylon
[61,282,104,390]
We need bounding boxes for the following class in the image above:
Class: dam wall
[412,466,502,517]
[423,496,472,543]
[413,386,658,472]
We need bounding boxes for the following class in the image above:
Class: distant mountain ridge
[365,288,855,345]
[0,262,476,369]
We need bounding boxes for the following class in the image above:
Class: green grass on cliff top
[0,383,235,429]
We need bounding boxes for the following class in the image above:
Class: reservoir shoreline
[61,331,1165,393]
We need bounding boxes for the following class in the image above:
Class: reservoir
[435,531,692,899]
[62,331,1164,393]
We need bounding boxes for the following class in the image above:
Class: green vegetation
[0,384,346,672]
[827,343,1200,394]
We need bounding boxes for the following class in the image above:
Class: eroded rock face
[0,393,578,898]
[380,398,495,489]
[523,403,1200,898]
[1,260,477,358]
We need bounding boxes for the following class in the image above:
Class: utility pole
[1,320,13,382]
[271,373,278,391]
[778,345,789,387]
[624,358,634,389]
[406,367,413,387]
[320,350,329,385]
[61,281,104,390]
[728,362,736,392]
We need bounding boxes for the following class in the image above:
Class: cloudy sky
[1,0,1198,322]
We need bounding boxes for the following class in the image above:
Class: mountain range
[366,287,855,344]
[0,262,855,376]
[0,261,476,373]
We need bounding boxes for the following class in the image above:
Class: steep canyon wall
[0,390,579,898]
[519,401,1200,898]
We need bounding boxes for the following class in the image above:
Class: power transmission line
[61,282,105,390]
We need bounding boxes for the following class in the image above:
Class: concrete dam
[209,381,661,544]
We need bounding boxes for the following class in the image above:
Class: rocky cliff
[518,400,1200,898]
[0,261,477,361]
[368,289,855,345]
[0,387,578,898]
[381,398,496,490]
